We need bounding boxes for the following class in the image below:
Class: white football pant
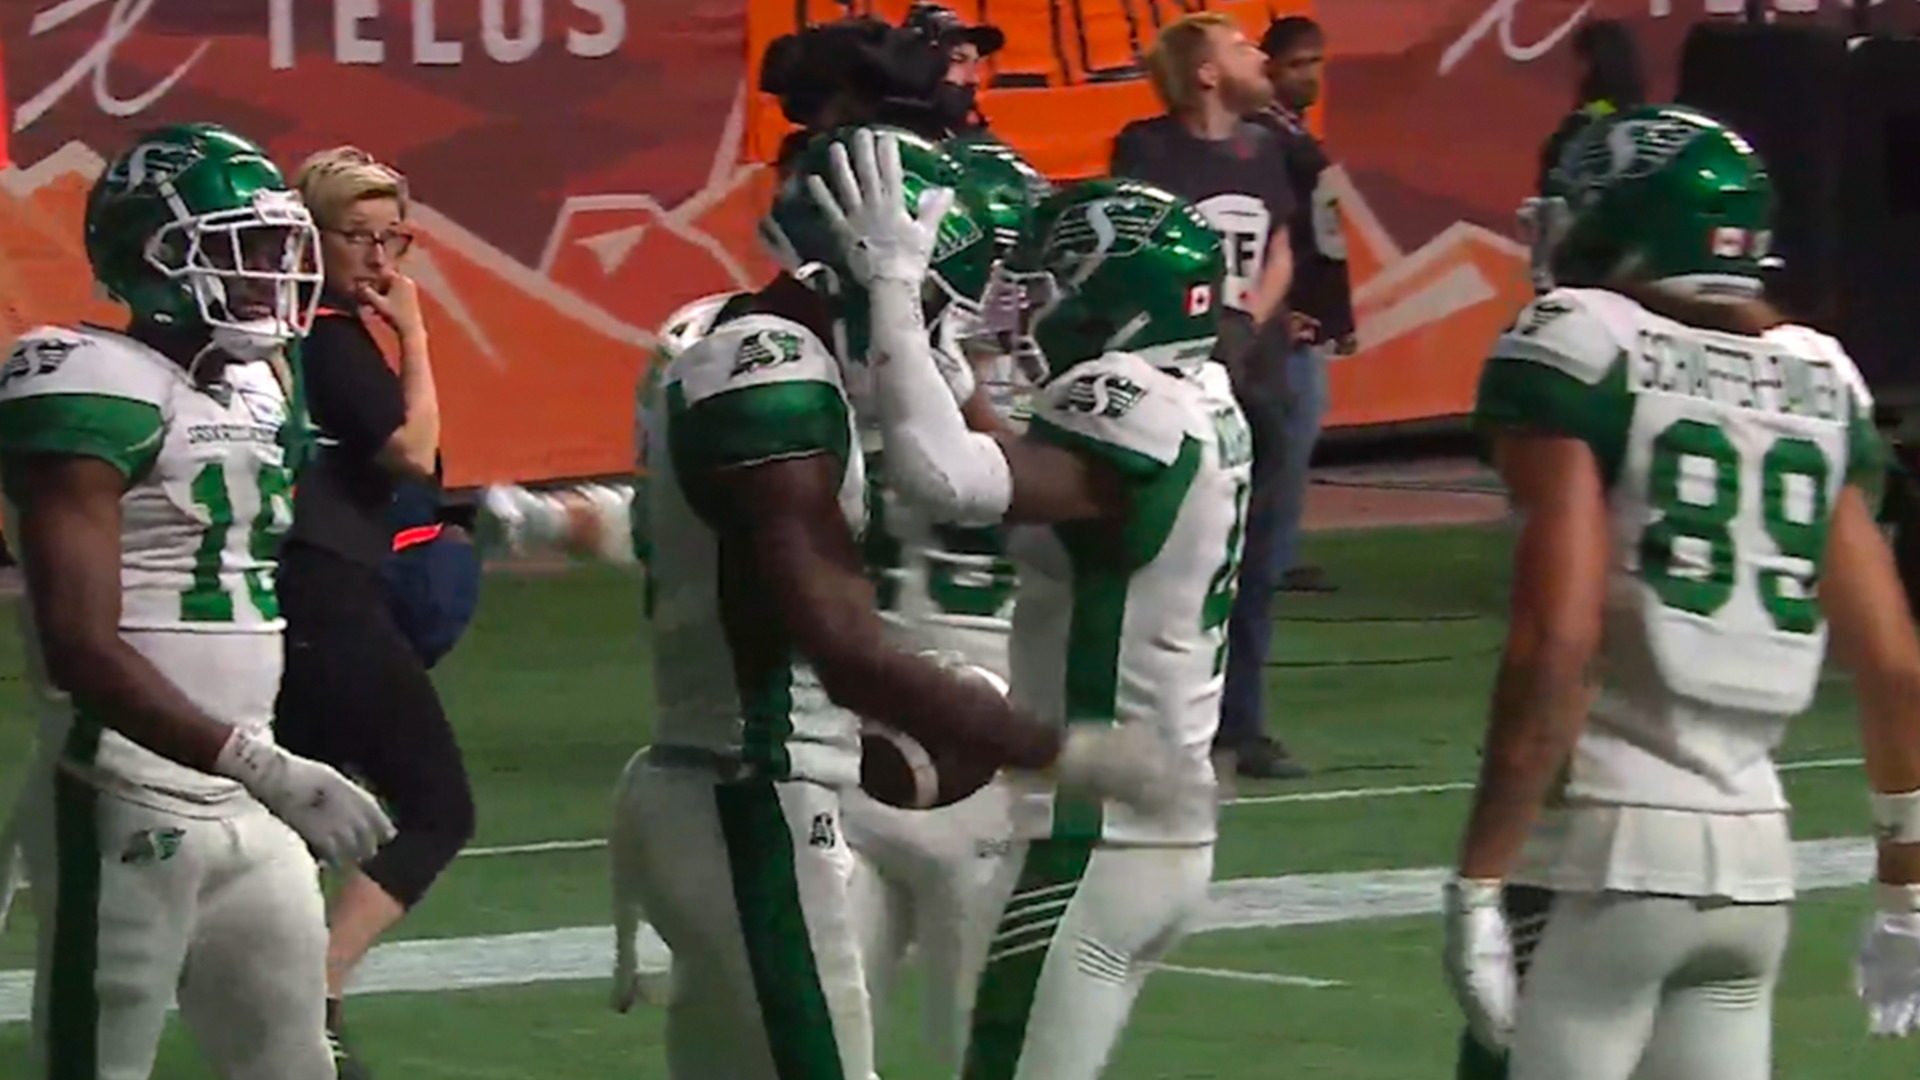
[21,770,332,1080]
[618,752,874,1080]
[962,839,1213,1080]
[608,747,674,1011]
[841,780,1013,1069]
[1509,890,1790,1080]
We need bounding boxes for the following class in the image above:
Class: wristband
[212,727,273,787]
[1872,788,1920,844]
[1446,876,1504,909]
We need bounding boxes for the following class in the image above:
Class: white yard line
[0,835,1879,1024]
[456,755,1867,857]
[1151,963,1346,989]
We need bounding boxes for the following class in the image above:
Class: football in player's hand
[859,656,1006,810]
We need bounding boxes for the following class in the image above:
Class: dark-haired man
[903,2,1005,138]
[1252,15,1355,599]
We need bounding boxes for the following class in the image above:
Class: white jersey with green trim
[634,293,738,569]
[863,353,1034,681]
[1477,287,1884,899]
[648,313,866,788]
[0,326,294,808]
[1003,351,1253,846]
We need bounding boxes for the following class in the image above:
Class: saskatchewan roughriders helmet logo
[926,182,988,267]
[1041,194,1173,284]
[103,139,205,194]
[1558,117,1718,210]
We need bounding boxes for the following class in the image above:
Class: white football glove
[1049,723,1184,816]
[215,729,395,866]
[807,127,955,288]
[1857,885,1920,1037]
[1443,876,1518,1053]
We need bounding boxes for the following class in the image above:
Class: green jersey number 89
[1639,418,1831,635]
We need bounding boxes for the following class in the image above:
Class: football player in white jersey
[1441,105,1920,1080]
[809,129,1249,1080]
[620,126,1181,1080]
[840,135,1050,1069]
[0,123,393,1080]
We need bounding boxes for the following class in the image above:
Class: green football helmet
[86,123,322,360]
[984,178,1224,382]
[759,125,997,375]
[943,135,1053,258]
[1527,104,1776,297]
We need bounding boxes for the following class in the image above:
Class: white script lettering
[14,0,210,134]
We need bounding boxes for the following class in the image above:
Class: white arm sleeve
[869,279,1013,526]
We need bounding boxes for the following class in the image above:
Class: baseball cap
[905,2,1005,58]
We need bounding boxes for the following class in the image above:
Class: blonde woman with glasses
[278,146,472,1080]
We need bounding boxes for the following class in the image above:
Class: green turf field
[0,523,1909,1078]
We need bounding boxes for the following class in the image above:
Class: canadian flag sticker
[1186,283,1213,317]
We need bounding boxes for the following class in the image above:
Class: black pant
[275,542,476,908]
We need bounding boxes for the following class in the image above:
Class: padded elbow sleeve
[868,281,1013,525]
[886,427,1012,526]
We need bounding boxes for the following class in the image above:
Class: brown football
[858,658,1007,809]
[859,724,1001,809]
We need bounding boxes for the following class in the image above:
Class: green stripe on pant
[715,780,844,1080]
[49,772,102,1080]
[963,837,1096,1080]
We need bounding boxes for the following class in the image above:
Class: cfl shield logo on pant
[120,827,185,866]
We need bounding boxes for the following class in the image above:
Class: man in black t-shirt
[1252,15,1354,599]
[1112,11,1309,785]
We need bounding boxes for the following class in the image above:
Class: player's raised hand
[214,729,396,865]
[1856,891,1920,1036]
[1048,722,1186,815]
[807,127,954,288]
[1442,877,1518,1052]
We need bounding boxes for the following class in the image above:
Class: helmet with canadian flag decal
[1532,104,1776,297]
[980,177,1224,382]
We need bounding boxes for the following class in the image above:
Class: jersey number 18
[181,459,292,623]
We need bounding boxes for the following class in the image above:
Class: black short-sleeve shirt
[1109,116,1295,320]
[286,291,406,568]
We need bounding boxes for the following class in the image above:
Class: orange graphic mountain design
[0,143,661,488]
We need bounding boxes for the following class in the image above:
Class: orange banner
[1,1,1904,489]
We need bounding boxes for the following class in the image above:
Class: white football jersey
[1479,288,1883,898]
[864,352,1033,682]
[1003,352,1252,845]
[0,326,294,807]
[646,313,866,788]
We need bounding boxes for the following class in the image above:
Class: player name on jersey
[186,421,282,447]
[1631,328,1847,422]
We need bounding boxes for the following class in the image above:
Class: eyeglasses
[327,227,415,258]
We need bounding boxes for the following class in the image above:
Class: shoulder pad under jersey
[1487,287,1633,387]
[1027,351,1191,480]
[666,315,851,474]
[0,326,174,407]
[1765,322,1873,416]
[656,293,738,360]
[0,326,173,481]
[668,314,843,408]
